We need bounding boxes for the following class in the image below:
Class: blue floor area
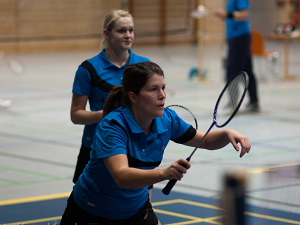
[1,188,299,225]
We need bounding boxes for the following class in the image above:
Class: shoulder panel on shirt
[80,60,114,92]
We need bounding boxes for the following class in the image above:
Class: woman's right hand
[164,159,191,180]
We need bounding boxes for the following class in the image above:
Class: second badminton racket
[162,71,249,195]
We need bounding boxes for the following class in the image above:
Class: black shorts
[60,192,158,225]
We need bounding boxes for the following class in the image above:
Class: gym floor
[0,39,299,224]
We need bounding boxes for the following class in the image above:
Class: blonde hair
[102,9,133,49]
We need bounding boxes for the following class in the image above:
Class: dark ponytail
[103,86,124,117]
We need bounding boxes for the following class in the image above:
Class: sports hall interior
[0,0,299,224]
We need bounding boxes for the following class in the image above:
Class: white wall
[250,0,280,35]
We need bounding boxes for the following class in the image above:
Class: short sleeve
[72,65,92,96]
[91,119,128,159]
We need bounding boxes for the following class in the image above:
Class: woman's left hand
[226,129,251,158]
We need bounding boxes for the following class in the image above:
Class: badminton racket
[162,71,249,195]
[0,51,26,76]
[167,104,198,130]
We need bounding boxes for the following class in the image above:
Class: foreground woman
[61,61,251,225]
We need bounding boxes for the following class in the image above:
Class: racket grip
[162,157,191,195]
[162,179,178,195]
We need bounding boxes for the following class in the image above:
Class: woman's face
[133,74,166,119]
[106,17,134,50]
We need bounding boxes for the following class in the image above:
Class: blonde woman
[71,10,150,184]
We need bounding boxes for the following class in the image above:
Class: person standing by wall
[214,0,260,113]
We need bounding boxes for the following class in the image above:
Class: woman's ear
[128,92,137,103]
[103,29,110,40]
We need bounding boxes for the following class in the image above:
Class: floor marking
[245,212,300,224]
[0,192,70,206]
[1,194,299,224]
[4,216,62,225]
[248,162,300,174]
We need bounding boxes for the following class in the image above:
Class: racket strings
[216,73,248,126]
[162,72,249,195]
[167,105,198,130]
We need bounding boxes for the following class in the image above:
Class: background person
[213,0,260,113]
[70,9,150,184]
[60,61,251,225]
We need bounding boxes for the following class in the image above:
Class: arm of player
[104,154,191,189]
[184,130,251,158]
[232,9,249,21]
[70,93,103,125]
[213,8,249,21]
[213,8,227,20]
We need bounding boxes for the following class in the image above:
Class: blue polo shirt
[72,49,150,148]
[226,0,250,40]
[73,106,196,220]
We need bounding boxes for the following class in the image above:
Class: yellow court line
[248,162,300,174]
[1,195,299,225]
[178,199,221,210]
[245,212,300,224]
[153,199,221,210]
[0,192,70,206]
[4,216,62,225]
[152,199,185,206]
[154,208,204,220]
[166,218,221,225]
[154,199,300,225]
[154,207,222,225]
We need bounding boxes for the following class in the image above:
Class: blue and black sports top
[73,106,196,220]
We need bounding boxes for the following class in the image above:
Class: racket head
[166,104,198,130]
[214,71,249,127]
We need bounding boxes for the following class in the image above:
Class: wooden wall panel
[0,0,122,53]
[130,0,162,44]
[0,0,17,38]
[18,0,102,37]
[197,0,226,45]
[0,0,228,53]
[131,0,197,45]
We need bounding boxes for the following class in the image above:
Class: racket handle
[162,157,191,195]
[162,179,177,195]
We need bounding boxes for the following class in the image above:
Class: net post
[220,169,248,225]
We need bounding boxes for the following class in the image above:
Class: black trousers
[227,34,259,104]
[60,192,158,225]
[73,145,91,183]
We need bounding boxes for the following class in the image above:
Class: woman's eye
[117,28,133,34]
[149,87,158,92]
